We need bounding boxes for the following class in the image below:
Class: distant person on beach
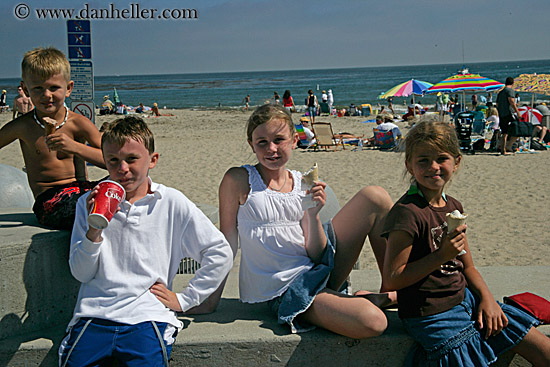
[328,89,334,114]
[216,104,395,338]
[306,89,318,124]
[59,116,233,366]
[471,93,478,109]
[383,120,550,366]
[282,90,295,113]
[152,102,160,116]
[496,77,522,155]
[535,103,550,135]
[272,91,281,105]
[243,94,250,111]
[100,95,114,115]
[368,115,402,145]
[0,47,105,229]
[321,90,328,103]
[387,96,395,114]
[441,93,450,117]
[150,103,174,117]
[135,102,145,113]
[12,85,34,119]
[0,89,7,112]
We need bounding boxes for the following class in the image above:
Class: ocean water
[1,59,549,110]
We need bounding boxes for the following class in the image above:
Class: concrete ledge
[1,209,549,366]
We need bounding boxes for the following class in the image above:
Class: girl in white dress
[217,104,395,338]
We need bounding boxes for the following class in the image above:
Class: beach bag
[508,118,533,137]
[530,139,547,150]
[503,292,550,324]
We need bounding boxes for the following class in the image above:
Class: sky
[1,0,549,78]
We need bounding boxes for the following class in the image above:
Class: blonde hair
[21,47,71,82]
[489,107,498,117]
[246,104,295,141]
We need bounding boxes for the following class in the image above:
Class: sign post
[67,20,95,124]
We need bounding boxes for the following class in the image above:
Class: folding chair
[373,128,396,150]
[295,121,314,149]
[312,122,343,151]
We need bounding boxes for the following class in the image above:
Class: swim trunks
[33,180,102,230]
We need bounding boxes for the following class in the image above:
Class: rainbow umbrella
[427,73,504,112]
[426,73,504,94]
[379,79,433,117]
[378,79,433,99]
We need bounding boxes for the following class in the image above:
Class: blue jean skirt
[268,221,337,333]
[402,288,539,367]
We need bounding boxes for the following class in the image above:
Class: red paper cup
[87,180,126,229]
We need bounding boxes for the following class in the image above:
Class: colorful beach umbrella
[513,74,550,96]
[426,73,504,94]
[518,106,542,124]
[378,79,433,99]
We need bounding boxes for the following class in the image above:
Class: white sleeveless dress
[237,165,313,303]
[237,165,337,333]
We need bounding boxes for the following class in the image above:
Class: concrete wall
[1,208,549,367]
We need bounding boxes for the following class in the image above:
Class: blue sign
[68,33,91,46]
[67,20,91,33]
[68,46,92,60]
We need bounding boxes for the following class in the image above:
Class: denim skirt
[402,287,539,367]
[268,221,337,333]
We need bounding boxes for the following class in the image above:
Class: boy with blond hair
[59,116,233,366]
[0,47,105,229]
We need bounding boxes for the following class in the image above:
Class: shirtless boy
[0,47,105,229]
[12,86,34,119]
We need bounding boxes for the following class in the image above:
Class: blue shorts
[402,288,539,367]
[58,318,176,367]
[268,221,337,333]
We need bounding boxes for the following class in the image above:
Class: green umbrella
[113,88,120,105]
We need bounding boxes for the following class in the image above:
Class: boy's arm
[180,168,245,314]
[0,119,21,150]
[45,114,106,168]
[69,192,102,283]
[177,206,233,312]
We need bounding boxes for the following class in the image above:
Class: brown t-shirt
[382,191,467,318]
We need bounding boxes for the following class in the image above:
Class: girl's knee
[357,186,392,212]
[356,306,387,338]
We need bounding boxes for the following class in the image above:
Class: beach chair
[312,122,343,151]
[295,121,315,149]
[373,128,397,150]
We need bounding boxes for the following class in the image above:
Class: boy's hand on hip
[150,282,182,312]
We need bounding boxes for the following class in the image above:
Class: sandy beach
[1,109,548,270]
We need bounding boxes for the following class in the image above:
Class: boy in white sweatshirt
[59,116,233,366]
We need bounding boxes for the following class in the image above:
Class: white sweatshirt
[68,180,233,329]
